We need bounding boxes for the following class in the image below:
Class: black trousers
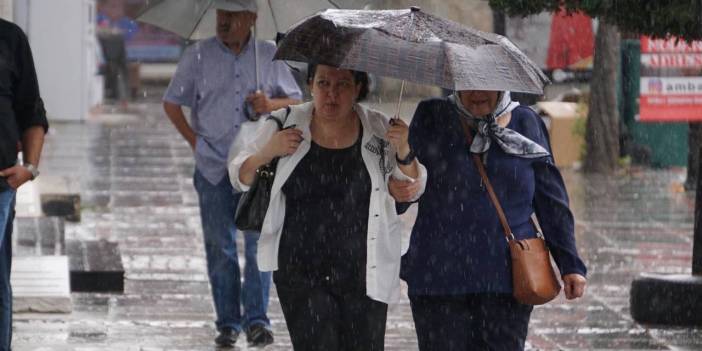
[276,283,388,351]
[409,293,533,351]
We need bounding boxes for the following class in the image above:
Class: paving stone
[13,217,65,256]
[109,295,213,320]
[11,102,702,350]
[111,193,184,207]
[67,240,124,293]
[14,181,42,217]
[123,280,210,296]
[11,256,71,313]
[41,193,81,222]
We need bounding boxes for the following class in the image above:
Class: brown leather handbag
[459,118,561,305]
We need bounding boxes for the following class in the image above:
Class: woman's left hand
[562,273,587,300]
[386,118,411,159]
[388,177,421,202]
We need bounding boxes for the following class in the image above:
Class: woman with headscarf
[390,90,587,350]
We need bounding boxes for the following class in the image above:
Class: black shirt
[0,19,48,178]
[275,130,372,291]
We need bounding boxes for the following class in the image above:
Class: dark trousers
[276,284,388,351]
[409,293,533,351]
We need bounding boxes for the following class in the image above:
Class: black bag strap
[257,106,293,176]
[266,106,292,130]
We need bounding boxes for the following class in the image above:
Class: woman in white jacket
[228,64,426,350]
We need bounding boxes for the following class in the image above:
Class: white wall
[18,0,98,121]
[0,0,11,21]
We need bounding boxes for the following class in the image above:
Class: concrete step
[67,240,125,293]
[13,217,125,294]
[11,256,72,313]
[40,193,81,222]
[37,176,82,222]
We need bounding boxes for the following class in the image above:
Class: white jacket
[228,102,427,303]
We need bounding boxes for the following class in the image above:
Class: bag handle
[257,106,293,177]
[266,106,292,130]
[458,117,515,241]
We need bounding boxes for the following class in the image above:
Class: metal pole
[394,80,407,119]
[394,6,420,119]
[694,144,702,274]
[253,24,259,91]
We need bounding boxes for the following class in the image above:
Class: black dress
[274,128,388,351]
[275,130,371,291]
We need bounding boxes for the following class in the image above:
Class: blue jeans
[193,170,271,332]
[0,189,16,351]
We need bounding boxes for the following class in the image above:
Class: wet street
[10,101,702,350]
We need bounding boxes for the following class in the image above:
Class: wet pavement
[10,101,702,350]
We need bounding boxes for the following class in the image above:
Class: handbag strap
[257,107,293,175]
[266,106,292,130]
[458,117,515,241]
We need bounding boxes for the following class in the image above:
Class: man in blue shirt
[0,19,48,351]
[162,0,302,347]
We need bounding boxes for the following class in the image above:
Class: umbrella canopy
[274,8,549,94]
[136,0,370,40]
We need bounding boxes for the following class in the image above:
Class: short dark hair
[307,63,369,102]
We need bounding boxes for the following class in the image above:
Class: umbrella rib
[268,0,282,34]
[187,0,216,40]
[327,0,342,9]
[134,0,166,19]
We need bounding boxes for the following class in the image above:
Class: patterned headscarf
[449,91,550,159]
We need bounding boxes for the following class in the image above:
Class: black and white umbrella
[275,7,549,95]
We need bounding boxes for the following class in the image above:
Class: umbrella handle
[253,24,260,91]
[394,80,406,119]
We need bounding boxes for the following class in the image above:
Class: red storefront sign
[639,36,702,121]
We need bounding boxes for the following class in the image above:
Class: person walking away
[229,64,427,351]
[0,18,49,351]
[162,0,302,347]
[391,90,587,350]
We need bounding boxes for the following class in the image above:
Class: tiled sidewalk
[10,102,702,350]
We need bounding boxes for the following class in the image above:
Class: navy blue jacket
[400,98,587,296]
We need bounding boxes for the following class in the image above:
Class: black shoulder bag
[234,107,291,231]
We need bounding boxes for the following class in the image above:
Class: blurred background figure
[97,0,139,41]
[96,26,129,106]
[96,0,137,107]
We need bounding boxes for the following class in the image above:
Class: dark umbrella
[275,7,549,95]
